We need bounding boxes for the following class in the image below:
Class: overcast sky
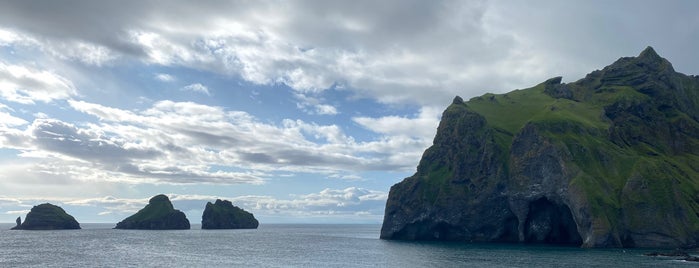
[0,0,697,224]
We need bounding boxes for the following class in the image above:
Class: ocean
[0,223,694,267]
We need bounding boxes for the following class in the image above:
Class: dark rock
[543,76,574,100]
[12,204,80,230]
[381,46,699,248]
[201,199,259,229]
[685,256,699,262]
[11,216,21,230]
[114,194,190,230]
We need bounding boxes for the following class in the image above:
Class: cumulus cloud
[0,61,77,104]
[0,98,431,185]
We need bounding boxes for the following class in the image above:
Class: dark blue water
[0,223,695,267]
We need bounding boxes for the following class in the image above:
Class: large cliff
[380,47,699,248]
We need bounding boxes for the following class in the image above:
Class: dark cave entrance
[524,197,582,245]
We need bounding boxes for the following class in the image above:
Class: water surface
[0,223,694,267]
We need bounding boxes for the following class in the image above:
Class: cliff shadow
[524,197,582,246]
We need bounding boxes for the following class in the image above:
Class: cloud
[294,93,338,115]
[181,83,210,95]
[0,98,429,185]
[0,61,77,104]
[57,187,387,223]
[154,73,175,82]
[0,105,27,127]
[5,210,29,215]
[1,1,698,109]
[353,106,441,139]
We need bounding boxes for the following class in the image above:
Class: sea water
[0,223,694,267]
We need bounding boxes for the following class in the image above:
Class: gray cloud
[31,119,161,162]
[5,0,695,108]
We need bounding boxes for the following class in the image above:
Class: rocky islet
[201,199,259,229]
[114,194,191,230]
[11,203,80,230]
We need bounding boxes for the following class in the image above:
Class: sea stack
[381,47,699,248]
[201,199,259,229]
[11,216,21,230]
[11,203,80,230]
[114,194,190,230]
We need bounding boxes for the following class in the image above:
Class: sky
[0,0,698,224]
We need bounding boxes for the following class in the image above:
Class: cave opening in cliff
[524,197,582,246]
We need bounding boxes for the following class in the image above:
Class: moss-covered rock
[114,194,190,230]
[381,47,699,248]
[12,203,80,230]
[201,199,258,229]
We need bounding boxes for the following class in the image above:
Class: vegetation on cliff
[381,47,699,248]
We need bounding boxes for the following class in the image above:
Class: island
[201,199,259,229]
[114,194,190,230]
[381,47,699,248]
[11,203,81,230]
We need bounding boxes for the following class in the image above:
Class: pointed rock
[638,46,660,60]
[10,217,21,230]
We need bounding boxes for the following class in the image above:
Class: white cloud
[314,104,338,115]
[0,98,429,186]
[0,110,27,127]
[181,83,210,95]
[154,73,175,82]
[5,210,29,215]
[353,106,441,139]
[58,187,387,222]
[0,61,77,104]
[294,93,338,115]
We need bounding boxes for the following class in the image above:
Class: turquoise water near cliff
[0,223,695,267]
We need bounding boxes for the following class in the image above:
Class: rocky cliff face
[201,199,259,229]
[12,203,80,230]
[115,194,190,230]
[381,47,699,248]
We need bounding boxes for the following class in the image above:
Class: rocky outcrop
[381,47,699,248]
[114,194,190,230]
[11,203,80,230]
[11,216,21,230]
[201,199,259,229]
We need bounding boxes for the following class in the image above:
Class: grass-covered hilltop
[381,47,699,248]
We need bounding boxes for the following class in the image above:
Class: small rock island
[11,203,80,230]
[114,194,190,230]
[202,199,259,229]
